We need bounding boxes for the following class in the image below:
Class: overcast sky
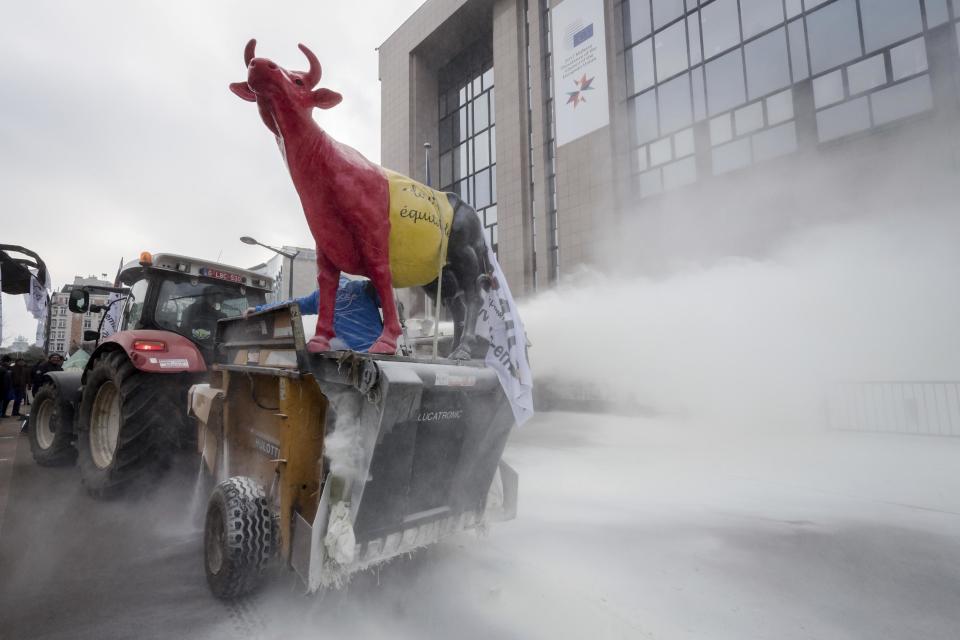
[0,0,426,345]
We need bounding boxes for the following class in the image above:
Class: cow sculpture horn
[298,43,322,88]
[243,39,256,67]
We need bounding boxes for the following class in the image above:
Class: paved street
[1,412,959,639]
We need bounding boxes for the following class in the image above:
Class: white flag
[24,274,48,320]
[24,274,50,348]
[475,240,534,426]
[100,292,124,339]
[34,311,47,348]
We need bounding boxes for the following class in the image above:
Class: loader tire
[204,476,275,599]
[76,351,186,498]
[28,384,77,467]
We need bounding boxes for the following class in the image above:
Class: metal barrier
[826,382,960,437]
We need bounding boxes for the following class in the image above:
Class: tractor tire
[76,350,187,498]
[28,384,77,467]
[204,476,275,599]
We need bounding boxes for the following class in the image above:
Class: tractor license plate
[158,358,189,369]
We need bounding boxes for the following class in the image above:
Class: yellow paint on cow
[384,169,454,288]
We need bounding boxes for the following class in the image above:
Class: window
[674,128,695,157]
[475,129,490,169]
[813,70,844,108]
[870,75,933,126]
[474,167,492,209]
[123,279,150,331]
[439,117,453,150]
[474,92,489,131]
[925,0,949,27]
[624,0,652,45]
[712,138,752,174]
[847,55,887,95]
[638,168,663,197]
[710,113,733,144]
[787,19,809,81]
[692,65,707,120]
[752,121,798,162]
[687,13,702,65]
[655,20,688,80]
[662,156,697,189]
[734,102,764,135]
[766,89,794,125]
[740,0,784,40]
[652,0,684,30]
[440,151,453,187]
[706,48,746,114]
[649,137,672,166]
[658,73,692,133]
[627,40,655,94]
[806,0,862,74]
[701,0,740,58]
[632,90,659,144]
[744,27,790,99]
[816,96,871,142]
[890,38,928,81]
[154,279,259,343]
[859,0,922,54]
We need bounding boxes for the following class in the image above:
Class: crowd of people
[0,353,64,418]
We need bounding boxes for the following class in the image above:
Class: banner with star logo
[551,0,610,145]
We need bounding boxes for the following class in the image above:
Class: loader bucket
[213,305,517,590]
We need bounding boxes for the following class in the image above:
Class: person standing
[0,356,11,417]
[251,276,383,352]
[31,353,64,397]
[10,357,30,417]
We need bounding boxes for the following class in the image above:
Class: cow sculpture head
[229,39,342,135]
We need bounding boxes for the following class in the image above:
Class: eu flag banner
[573,23,594,47]
[552,0,610,145]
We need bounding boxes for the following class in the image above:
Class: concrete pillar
[492,0,536,295]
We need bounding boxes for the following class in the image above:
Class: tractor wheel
[28,384,77,467]
[204,476,275,599]
[76,351,187,498]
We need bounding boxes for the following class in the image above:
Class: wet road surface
[1,413,960,639]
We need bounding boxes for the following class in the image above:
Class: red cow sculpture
[230,40,490,359]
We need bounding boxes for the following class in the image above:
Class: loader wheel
[28,384,77,466]
[204,476,275,599]
[76,351,186,498]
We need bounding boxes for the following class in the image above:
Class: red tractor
[28,252,273,497]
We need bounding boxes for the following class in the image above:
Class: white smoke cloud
[523,208,960,426]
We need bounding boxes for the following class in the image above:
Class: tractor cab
[70,252,274,360]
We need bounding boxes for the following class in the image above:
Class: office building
[380,0,960,293]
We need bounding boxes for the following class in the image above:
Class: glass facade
[438,57,498,253]
[622,0,958,199]
[541,0,560,283]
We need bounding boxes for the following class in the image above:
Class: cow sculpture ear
[229,82,257,102]
[312,88,343,109]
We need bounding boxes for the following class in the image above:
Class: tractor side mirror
[68,289,90,313]
[83,330,100,342]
